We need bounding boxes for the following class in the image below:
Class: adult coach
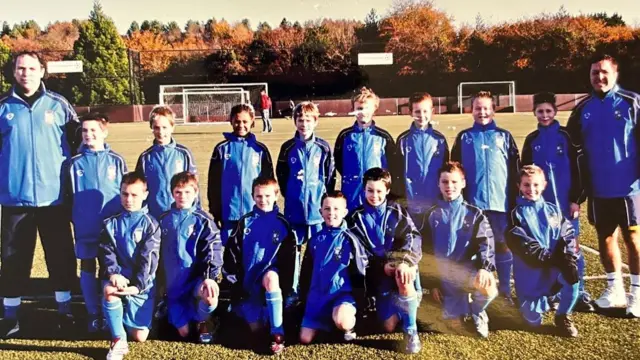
[566,54,640,317]
[259,88,273,133]
[0,51,80,337]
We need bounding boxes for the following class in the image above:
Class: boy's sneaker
[626,290,640,318]
[197,321,214,344]
[284,294,300,309]
[270,333,285,355]
[471,311,490,339]
[88,316,101,333]
[554,314,578,338]
[403,329,421,354]
[499,292,515,307]
[343,329,357,342]
[594,284,627,309]
[106,338,129,360]
[154,299,167,320]
[0,318,20,339]
[57,313,76,333]
[574,293,595,313]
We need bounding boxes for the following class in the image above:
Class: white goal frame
[457,81,516,114]
[161,89,248,124]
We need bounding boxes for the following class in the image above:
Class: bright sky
[3,0,639,33]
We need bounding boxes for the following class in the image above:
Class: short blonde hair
[472,91,495,109]
[293,101,320,122]
[519,165,546,181]
[149,105,176,127]
[352,87,380,110]
[409,92,433,111]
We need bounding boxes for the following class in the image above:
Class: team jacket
[276,132,336,225]
[396,123,449,214]
[222,205,296,299]
[66,144,128,246]
[135,138,197,219]
[159,205,223,300]
[451,121,520,212]
[522,120,585,218]
[507,197,579,298]
[421,196,495,289]
[298,222,369,304]
[347,200,422,292]
[0,84,79,207]
[98,206,161,294]
[334,121,397,211]
[208,132,274,223]
[566,85,640,198]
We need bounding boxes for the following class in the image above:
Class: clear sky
[2,0,639,33]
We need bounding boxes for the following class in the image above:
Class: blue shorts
[301,293,355,331]
[376,291,402,323]
[291,223,323,246]
[233,294,266,324]
[485,211,508,246]
[167,280,205,329]
[75,238,99,260]
[103,281,155,330]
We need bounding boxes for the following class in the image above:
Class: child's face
[411,100,433,129]
[439,171,466,201]
[120,182,148,212]
[152,116,175,145]
[321,197,348,227]
[519,173,547,201]
[82,120,107,150]
[172,183,198,209]
[472,97,494,125]
[253,185,277,212]
[534,103,556,127]
[231,111,254,137]
[295,113,318,139]
[365,180,390,207]
[354,100,375,126]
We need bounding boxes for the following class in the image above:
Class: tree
[127,21,140,37]
[590,12,626,27]
[256,22,272,33]
[280,18,292,30]
[1,22,10,37]
[68,1,132,105]
[0,39,10,92]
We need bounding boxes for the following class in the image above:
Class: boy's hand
[114,286,139,296]
[200,279,218,298]
[569,203,580,219]
[395,263,415,285]
[110,274,129,290]
[431,288,442,304]
[474,269,494,289]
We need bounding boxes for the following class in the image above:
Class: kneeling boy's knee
[262,271,280,291]
[130,329,149,342]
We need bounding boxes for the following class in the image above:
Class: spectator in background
[260,89,273,133]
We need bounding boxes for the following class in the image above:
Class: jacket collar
[323,220,348,233]
[472,120,497,131]
[352,120,376,133]
[79,143,111,155]
[594,84,620,99]
[294,131,315,144]
[253,204,280,217]
[224,132,257,143]
[436,194,464,210]
[122,206,149,219]
[363,200,386,216]
[152,137,176,150]
[10,83,46,103]
[517,195,546,210]
[409,122,432,134]
[169,202,197,215]
[537,120,560,133]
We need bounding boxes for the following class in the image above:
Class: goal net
[457,81,516,114]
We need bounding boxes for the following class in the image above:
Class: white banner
[47,60,83,74]
[357,53,393,66]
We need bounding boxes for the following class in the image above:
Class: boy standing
[259,89,273,133]
[100,173,161,359]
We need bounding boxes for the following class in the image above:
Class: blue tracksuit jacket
[334,122,397,211]
[159,205,223,300]
[276,133,336,226]
[135,138,197,219]
[396,124,449,214]
[208,132,274,223]
[99,206,161,294]
[451,121,520,212]
[0,84,79,207]
[566,85,640,198]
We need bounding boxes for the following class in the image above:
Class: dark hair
[80,112,109,127]
[590,53,618,69]
[229,103,256,125]
[12,51,45,71]
[121,172,147,189]
[438,161,466,179]
[532,92,557,111]
[362,167,392,190]
[409,92,433,111]
[170,171,198,191]
[321,191,348,207]
[252,176,279,195]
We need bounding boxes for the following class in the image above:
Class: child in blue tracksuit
[135,105,198,219]
[335,88,397,212]
[507,165,579,337]
[347,167,422,354]
[396,92,449,219]
[298,191,367,344]
[208,104,274,245]
[159,172,222,344]
[222,177,296,355]
[451,91,520,303]
[421,161,497,338]
[66,113,127,333]
[277,101,336,303]
[522,92,593,312]
[99,172,161,359]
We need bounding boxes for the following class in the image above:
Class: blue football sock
[496,251,513,295]
[557,278,579,316]
[3,305,19,320]
[292,246,302,294]
[471,289,497,315]
[265,289,284,335]
[80,270,100,316]
[398,294,418,332]
[195,300,217,322]
[577,252,586,295]
[103,298,127,340]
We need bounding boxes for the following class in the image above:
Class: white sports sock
[630,275,640,292]
[55,291,72,303]
[606,272,623,287]
[3,297,21,307]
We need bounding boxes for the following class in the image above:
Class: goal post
[457,81,516,114]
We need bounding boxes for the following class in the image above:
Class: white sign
[47,60,83,74]
[357,53,393,66]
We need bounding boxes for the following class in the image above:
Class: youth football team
[1,85,629,359]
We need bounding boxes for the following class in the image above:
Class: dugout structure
[457,81,516,114]
[159,83,269,124]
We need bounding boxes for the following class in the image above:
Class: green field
[2,112,639,359]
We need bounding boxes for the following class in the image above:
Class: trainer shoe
[499,292,516,307]
[574,293,595,313]
[0,318,20,339]
[154,299,167,320]
[270,333,285,355]
[88,315,101,333]
[626,290,640,318]
[471,311,490,339]
[594,284,627,309]
[284,293,300,310]
[403,329,422,354]
[554,314,578,338]
[106,338,129,360]
[57,312,76,334]
[343,329,357,342]
[197,321,214,344]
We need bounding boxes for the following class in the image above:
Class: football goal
[457,81,516,114]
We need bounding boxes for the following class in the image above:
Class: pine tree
[0,40,10,92]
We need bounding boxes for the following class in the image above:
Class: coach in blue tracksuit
[566,54,640,316]
[0,51,80,337]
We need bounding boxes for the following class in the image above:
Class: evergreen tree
[127,21,140,37]
[0,40,10,92]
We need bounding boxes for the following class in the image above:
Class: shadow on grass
[0,343,105,359]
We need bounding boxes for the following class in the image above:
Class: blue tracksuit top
[451,120,520,212]
[0,84,79,207]
[276,132,336,225]
[566,85,640,198]
[67,144,128,246]
[136,138,197,219]
[507,197,578,298]
[208,132,274,223]
[334,121,397,211]
[522,120,585,218]
[99,206,161,294]
[159,205,223,300]
[222,205,296,298]
[396,123,449,214]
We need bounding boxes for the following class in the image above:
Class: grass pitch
[2,112,639,359]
